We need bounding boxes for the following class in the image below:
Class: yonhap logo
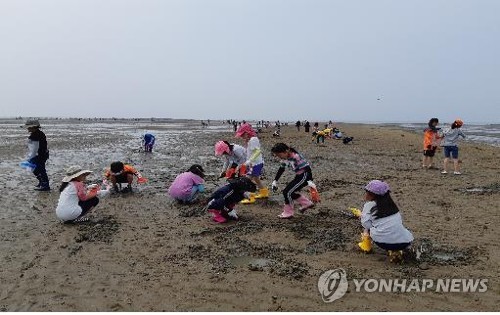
[318,268,349,303]
[318,268,488,303]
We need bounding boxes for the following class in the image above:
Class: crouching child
[168,164,206,204]
[104,161,147,193]
[206,177,257,223]
[358,180,414,263]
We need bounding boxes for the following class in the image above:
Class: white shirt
[360,201,414,244]
[56,182,83,221]
[222,144,247,170]
[246,137,263,165]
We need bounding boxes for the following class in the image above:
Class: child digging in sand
[357,180,414,263]
[104,161,147,193]
[235,123,269,203]
[143,132,156,153]
[56,166,110,223]
[168,164,206,204]
[422,118,441,169]
[214,141,247,179]
[206,177,257,223]
[271,143,317,219]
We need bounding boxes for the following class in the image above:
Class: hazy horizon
[1,0,499,123]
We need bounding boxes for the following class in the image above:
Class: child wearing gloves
[271,143,316,219]
[214,141,247,179]
[207,177,257,223]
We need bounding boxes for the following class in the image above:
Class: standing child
[271,143,316,219]
[214,141,247,179]
[441,119,466,175]
[104,161,147,193]
[143,132,156,153]
[422,118,441,169]
[358,180,414,263]
[22,120,50,191]
[235,123,269,203]
[168,164,205,204]
[56,166,108,223]
[207,177,257,223]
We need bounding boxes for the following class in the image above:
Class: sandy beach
[0,119,498,311]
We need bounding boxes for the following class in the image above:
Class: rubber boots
[241,193,256,204]
[388,250,403,263]
[296,195,314,213]
[35,181,51,191]
[208,209,227,223]
[349,207,362,218]
[278,204,294,219]
[255,187,269,199]
[358,233,372,252]
[35,174,43,188]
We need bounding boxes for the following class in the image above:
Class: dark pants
[78,197,100,218]
[114,173,131,184]
[317,135,325,144]
[32,156,49,188]
[283,169,313,204]
[374,241,411,251]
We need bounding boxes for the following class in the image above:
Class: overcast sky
[0,0,499,122]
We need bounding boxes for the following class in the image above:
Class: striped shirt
[280,152,310,174]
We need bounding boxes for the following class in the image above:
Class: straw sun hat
[62,166,93,183]
[21,119,41,128]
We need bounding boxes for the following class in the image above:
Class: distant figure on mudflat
[143,132,156,153]
[22,119,50,191]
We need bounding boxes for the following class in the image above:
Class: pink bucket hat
[235,123,256,138]
[214,141,230,156]
[364,180,390,196]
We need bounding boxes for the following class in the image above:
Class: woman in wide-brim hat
[56,166,102,223]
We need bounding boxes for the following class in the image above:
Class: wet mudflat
[0,119,498,311]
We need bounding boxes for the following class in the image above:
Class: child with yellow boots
[355,180,414,263]
[234,123,269,203]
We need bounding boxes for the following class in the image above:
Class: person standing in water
[235,123,269,203]
[22,120,50,191]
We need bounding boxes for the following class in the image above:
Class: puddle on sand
[431,250,468,262]
[416,239,474,266]
[229,256,272,269]
[458,183,500,194]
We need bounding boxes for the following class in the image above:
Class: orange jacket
[105,165,139,178]
[423,128,440,149]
